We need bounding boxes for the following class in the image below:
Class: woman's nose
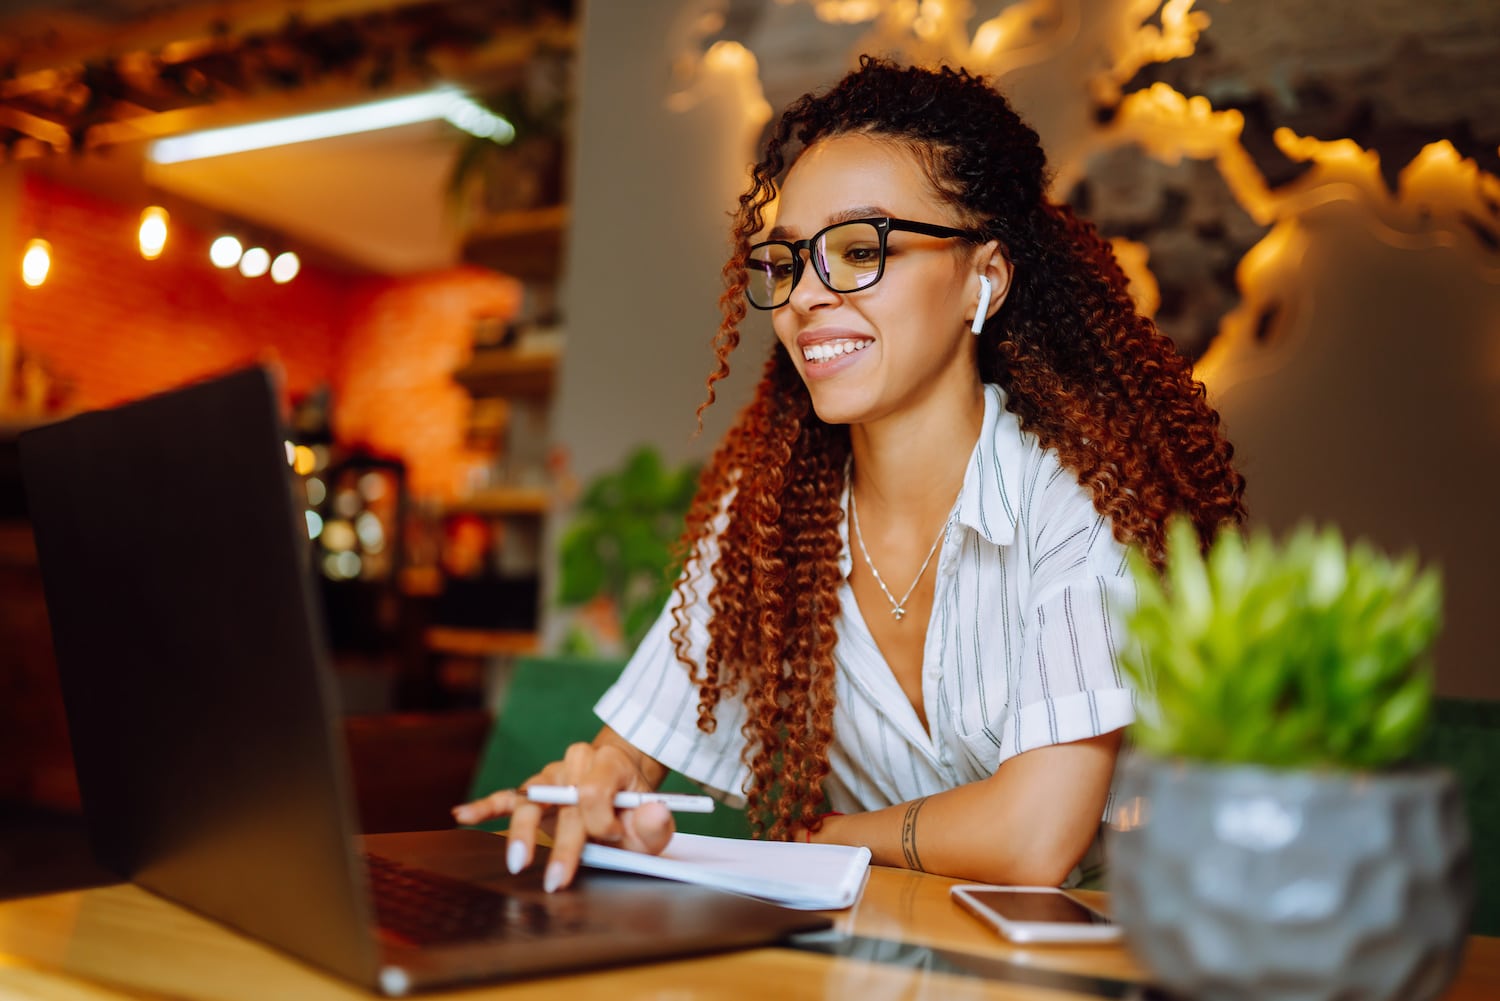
[787,250,837,311]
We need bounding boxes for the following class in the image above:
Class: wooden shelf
[466,204,568,240]
[444,487,550,516]
[461,204,568,282]
[452,347,557,398]
[425,627,540,658]
[440,199,565,675]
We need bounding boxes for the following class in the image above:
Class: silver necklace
[849,491,951,621]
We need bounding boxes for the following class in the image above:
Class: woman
[455,57,1245,893]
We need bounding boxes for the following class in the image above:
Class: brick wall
[6,170,518,499]
[336,268,520,498]
[9,172,345,411]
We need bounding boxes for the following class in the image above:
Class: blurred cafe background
[1,0,1497,889]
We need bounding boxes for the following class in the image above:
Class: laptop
[19,365,830,995]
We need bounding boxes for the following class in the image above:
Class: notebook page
[580,832,872,910]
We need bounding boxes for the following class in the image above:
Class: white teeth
[802,339,871,363]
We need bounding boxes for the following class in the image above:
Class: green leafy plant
[555,446,701,653]
[1121,517,1444,770]
[445,49,572,220]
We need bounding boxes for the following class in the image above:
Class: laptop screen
[21,366,381,983]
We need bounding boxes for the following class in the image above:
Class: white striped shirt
[597,383,1136,820]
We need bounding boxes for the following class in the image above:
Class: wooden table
[0,867,1495,1000]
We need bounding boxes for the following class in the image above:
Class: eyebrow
[767,205,889,242]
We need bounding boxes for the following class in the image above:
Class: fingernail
[544,862,565,894]
[453,806,473,823]
[506,839,527,875]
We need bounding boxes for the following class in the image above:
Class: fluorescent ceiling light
[148,87,514,164]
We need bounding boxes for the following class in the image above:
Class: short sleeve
[1000,572,1137,754]
[998,456,1137,759]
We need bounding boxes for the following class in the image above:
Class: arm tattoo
[901,797,929,872]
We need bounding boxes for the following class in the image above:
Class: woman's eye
[843,245,880,265]
[771,263,797,281]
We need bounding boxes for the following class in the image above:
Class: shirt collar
[952,383,1022,548]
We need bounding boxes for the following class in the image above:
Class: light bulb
[138,206,169,259]
[270,251,300,284]
[21,238,51,288]
[239,246,270,278]
[210,235,243,268]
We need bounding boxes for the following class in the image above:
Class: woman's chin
[804,387,875,427]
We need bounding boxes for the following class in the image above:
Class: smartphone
[950,885,1121,944]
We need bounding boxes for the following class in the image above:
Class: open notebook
[581,832,871,910]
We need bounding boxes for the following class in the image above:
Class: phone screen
[965,890,1112,925]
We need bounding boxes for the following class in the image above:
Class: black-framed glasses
[745,216,985,310]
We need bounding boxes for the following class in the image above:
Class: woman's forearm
[809,729,1124,885]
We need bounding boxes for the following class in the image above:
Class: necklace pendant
[849,489,953,628]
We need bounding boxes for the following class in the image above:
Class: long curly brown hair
[668,56,1246,840]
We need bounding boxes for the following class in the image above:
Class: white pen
[524,785,716,813]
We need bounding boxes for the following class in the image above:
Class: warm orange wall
[6,171,517,499]
[335,268,520,498]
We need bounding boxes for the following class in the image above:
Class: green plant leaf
[554,445,703,650]
[556,524,606,604]
[1121,518,1443,770]
[1164,516,1212,633]
[1362,667,1433,766]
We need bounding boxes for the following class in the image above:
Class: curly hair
[668,56,1246,840]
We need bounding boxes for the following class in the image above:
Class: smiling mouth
[802,339,872,363]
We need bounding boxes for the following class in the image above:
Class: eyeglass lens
[747,221,883,308]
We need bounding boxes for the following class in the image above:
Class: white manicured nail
[507,839,527,875]
[544,862,565,894]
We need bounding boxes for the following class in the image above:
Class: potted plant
[1109,517,1472,1001]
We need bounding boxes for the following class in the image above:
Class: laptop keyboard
[363,853,587,946]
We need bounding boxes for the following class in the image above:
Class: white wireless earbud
[971,275,993,335]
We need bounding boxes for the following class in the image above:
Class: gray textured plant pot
[1108,752,1472,1001]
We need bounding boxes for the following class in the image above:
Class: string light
[210,235,243,268]
[138,206,169,259]
[270,251,301,284]
[28,205,300,287]
[209,233,298,282]
[239,246,270,278]
[21,238,52,287]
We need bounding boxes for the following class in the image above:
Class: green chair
[466,655,751,838]
[1412,697,1500,936]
